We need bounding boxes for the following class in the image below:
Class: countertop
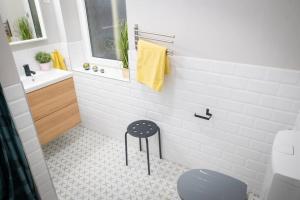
[20,69,73,93]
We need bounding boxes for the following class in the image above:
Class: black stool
[125,120,162,175]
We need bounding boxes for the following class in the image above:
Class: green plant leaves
[35,52,51,64]
[17,17,33,40]
[118,21,129,69]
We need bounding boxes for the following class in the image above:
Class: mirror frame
[9,0,47,46]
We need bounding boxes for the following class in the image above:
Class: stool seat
[127,120,158,138]
[177,169,247,200]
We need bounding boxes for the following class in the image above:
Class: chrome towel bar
[134,24,175,55]
[138,30,175,38]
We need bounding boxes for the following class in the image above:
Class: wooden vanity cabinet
[27,78,81,144]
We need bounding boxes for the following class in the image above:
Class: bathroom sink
[20,69,73,93]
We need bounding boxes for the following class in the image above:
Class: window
[77,0,127,67]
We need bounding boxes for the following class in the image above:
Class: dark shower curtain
[0,84,40,200]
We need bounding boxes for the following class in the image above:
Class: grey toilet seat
[177,169,247,200]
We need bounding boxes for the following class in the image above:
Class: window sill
[72,66,130,82]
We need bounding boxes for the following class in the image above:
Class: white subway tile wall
[3,83,57,200]
[12,43,70,75]
[73,51,300,193]
[295,112,300,131]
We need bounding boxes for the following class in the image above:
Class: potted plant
[17,17,33,40]
[118,21,129,78]
[35,52,52,71]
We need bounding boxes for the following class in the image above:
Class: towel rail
[138,30,175,38]
[138,35,174,44]
[134,24,175,55]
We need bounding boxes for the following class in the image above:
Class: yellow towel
[136,40,170,91]
[51,50,67,70]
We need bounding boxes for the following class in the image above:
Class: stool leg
[146,138,150,175]
[125,132,128,166]
[158,128,162,159]
[139,137,142,151]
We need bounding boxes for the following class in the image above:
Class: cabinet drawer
[27,78,77,121]
[35,103,80,144]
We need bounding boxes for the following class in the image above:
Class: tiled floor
[43,126,187,200]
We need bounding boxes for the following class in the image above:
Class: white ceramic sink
[20,69,73,93]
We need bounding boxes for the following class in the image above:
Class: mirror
[0,0,46,45]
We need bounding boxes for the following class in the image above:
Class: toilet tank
[262,130,300,200]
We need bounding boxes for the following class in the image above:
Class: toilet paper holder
[194,108,212,120]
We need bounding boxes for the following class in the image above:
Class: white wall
[126,0,300,69]
[59,0,81,43]
[294,112,300,131]
[0,19,58,200]
[12,42,70,75]
[55,0,83,71]
[61,0,300,69]
[0,0,26,25]
[73,50,300,193]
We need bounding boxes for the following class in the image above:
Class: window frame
[76,0,123,68]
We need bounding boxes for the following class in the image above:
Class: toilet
[177,169,247,200]
[177,129,300,200]
[261,130,300,200]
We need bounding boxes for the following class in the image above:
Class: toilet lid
[177,169,247,200]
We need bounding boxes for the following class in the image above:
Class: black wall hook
[194,108,212,120]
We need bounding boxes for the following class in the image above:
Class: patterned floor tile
[43,126,188,200]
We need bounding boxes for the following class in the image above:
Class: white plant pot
[39,62,51,71]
